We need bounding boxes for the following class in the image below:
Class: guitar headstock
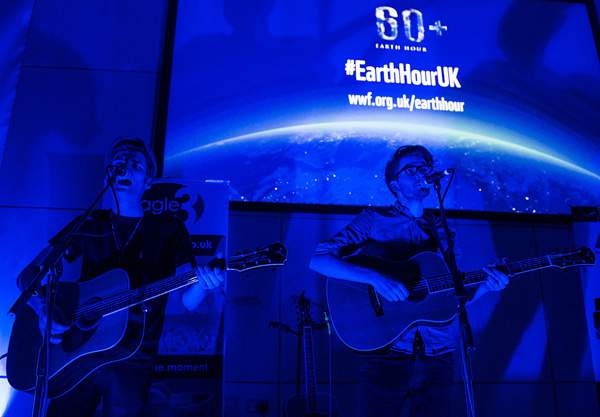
[228,242,288,272]
[549,247,596,269]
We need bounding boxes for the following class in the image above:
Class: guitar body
[327,247,596,352]
[7,269,144,398]
[284,393,338,417]
[326,251,458,352]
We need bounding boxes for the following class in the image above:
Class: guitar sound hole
[60,300,104,353]
[407,287,428,302]
[76,298,103,331]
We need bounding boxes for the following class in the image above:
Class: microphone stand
[9,168,121,417]
[432,177,477,417]
[270,320,302,394]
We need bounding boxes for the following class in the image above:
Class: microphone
[425,168,454,184]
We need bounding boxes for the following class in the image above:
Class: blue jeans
[357,351,455,417]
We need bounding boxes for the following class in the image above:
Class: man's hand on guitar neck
[195,264,225,290]
[471,263,510,302]
[182,256,226,311]
[482,264,509,292]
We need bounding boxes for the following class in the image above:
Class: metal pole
[433,180,477,417]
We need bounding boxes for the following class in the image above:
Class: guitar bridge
[367,285,384,317]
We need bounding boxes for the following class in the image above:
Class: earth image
[164,122,600,214]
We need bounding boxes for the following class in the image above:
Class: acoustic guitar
[326,247,595,351]
[7,243,287,398]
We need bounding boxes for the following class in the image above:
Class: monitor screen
[164,0,600,213]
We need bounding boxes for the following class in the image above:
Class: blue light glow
[169,121,600,181]
[164,0,600,213]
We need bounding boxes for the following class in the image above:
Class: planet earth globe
[165,121,600,214]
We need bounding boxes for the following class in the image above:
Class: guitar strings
[74,254,251,319]
[78,256,544,318]
[75,255,550,319]
[78,273,196,317]
[81,255,548,318]
[74,270,198,319]
[422,256,550,292]
[330,256,550,296]
[75,276,197,320]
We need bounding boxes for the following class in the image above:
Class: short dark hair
[107,137,157,178]
[384,145,433,194]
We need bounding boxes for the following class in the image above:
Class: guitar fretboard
[426,255,551,293]
[75,269,199,320]
[73,254,264,320]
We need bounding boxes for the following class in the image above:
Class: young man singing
[310,145,508,417]
[17,138,224,417]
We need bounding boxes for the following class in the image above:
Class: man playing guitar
[310,145,509,417]
[16,138,224,417]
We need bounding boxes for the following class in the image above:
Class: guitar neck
[427,255,553,293]
[78,270,197,319]
[79,252,264,318]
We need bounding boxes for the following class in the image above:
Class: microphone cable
[324,311,333,417]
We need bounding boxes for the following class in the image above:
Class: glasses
[397,164,433,177]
